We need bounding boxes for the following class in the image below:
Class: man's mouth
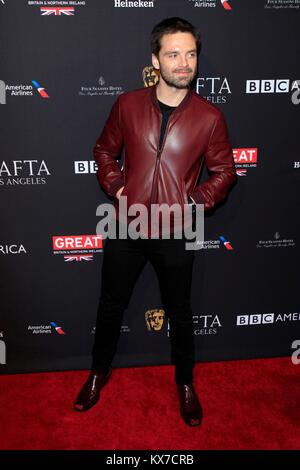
[175,70,191,75]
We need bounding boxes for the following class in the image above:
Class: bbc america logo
[237,314,275,325]
[246,79,299,94]
[237,312,300,325]
[74,160,124,175]
[74,161,97,174]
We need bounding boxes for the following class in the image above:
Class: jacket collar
[150,83,193,114]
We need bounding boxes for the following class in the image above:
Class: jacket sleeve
[93,97,125,197]
[190,111,237,211]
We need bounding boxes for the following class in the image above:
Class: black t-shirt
[157,99,177,150]
[157,99,194,208]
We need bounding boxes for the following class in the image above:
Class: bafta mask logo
[142,66,159,88]
[145,309,165,331]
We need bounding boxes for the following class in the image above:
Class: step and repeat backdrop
[0,0,299,373]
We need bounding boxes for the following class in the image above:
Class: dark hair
[151,17,201,57]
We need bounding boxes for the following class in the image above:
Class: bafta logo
[142,66,159,88]
[145,309,165,331]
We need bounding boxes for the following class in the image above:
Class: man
[74,17,237,427]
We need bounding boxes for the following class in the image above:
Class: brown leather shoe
[74,368,112,412]
[177,383,203,427]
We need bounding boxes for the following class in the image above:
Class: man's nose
[178,54,189,67]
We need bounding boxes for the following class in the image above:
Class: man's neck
[156,80,189,107]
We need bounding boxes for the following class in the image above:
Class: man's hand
[116,186,124,200]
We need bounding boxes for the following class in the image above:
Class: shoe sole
[181,413,202,427]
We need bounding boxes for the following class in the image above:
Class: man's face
[152,32,198,90]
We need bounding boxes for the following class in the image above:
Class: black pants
[91,220,196,384]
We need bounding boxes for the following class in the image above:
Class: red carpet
[0,357,299,450]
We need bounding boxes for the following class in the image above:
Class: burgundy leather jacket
[93,84,237,228]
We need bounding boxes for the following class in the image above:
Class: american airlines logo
[0,80,49,103]
[196,235,234,250]
[246,79,299,94]
[50,322,66,335]
[27,324,66,335]
[188,0,232,9]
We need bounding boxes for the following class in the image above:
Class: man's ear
[151,53,160,70]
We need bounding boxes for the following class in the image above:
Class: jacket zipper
[149,115,172,205]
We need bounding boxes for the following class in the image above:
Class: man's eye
[169,54,177,58]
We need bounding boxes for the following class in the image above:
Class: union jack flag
[236,169,247,177]
[40,7,75,16]
[64,255,93,262]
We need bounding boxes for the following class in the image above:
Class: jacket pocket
[119,174,129,198]
[119,184,127,197]
[118,180,134,208]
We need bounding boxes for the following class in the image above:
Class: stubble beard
[158,64,197,90]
